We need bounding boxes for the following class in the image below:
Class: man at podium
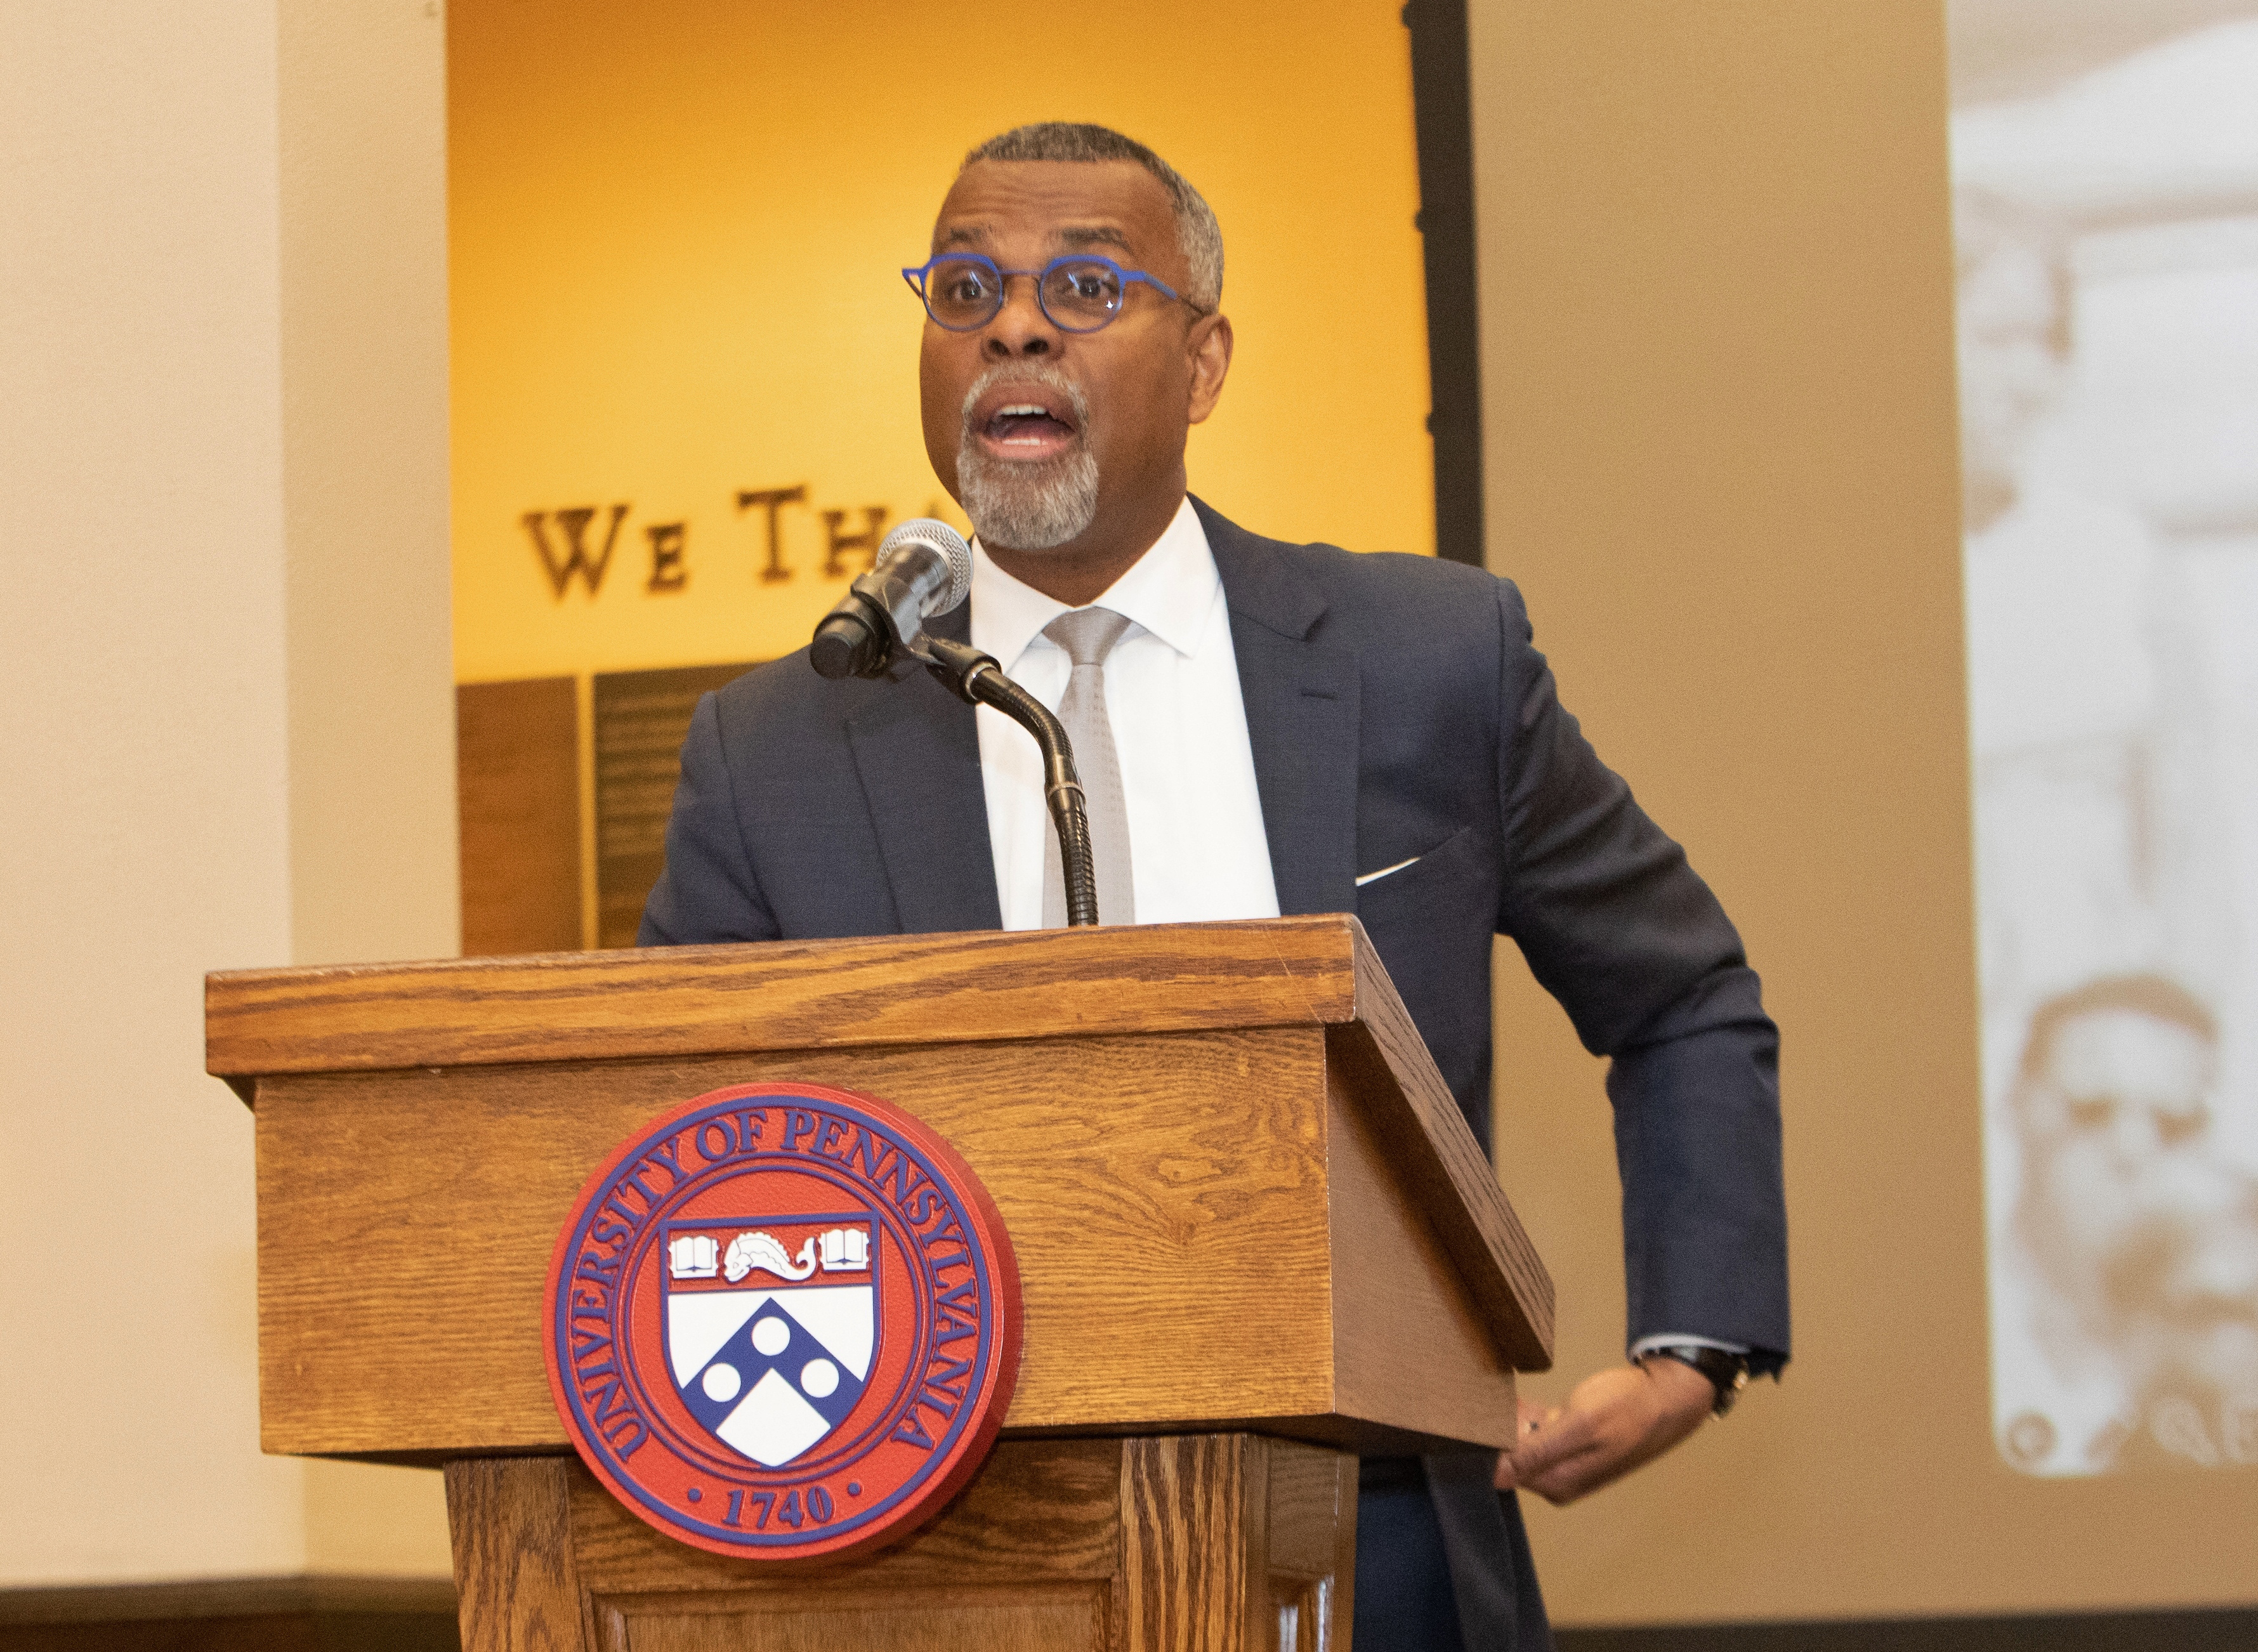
[642,123,1789,1652]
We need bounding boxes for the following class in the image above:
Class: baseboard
[0,1577,459,1652]
[1556,1606,2258,1652]
[6,1578,2250,1651]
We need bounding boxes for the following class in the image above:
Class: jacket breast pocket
[1353,824,1485,928]
[1351,824,1498,1106]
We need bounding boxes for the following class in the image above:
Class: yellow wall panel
[450,0,1433,684]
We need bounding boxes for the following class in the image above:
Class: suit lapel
[1197,499,1361,917]
[844,603,1004,934]
[842,506,1360,929]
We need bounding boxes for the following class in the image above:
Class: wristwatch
[1639,1344,1750,1417]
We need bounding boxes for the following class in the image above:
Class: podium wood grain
[207,920,1367,1081]
[444,1436,1353,1652]
[216,916,1552,1450]
[216,919,1538,1652]
[215,916,1553,1372]
[251,1026,1517,1456]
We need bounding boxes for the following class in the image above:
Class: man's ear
[1185,312,1234,426]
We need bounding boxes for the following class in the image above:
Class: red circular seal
[544,1082,1021,1561]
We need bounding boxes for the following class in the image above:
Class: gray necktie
[1040,606,1136,928]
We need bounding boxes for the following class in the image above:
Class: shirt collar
[969,495,1218,672]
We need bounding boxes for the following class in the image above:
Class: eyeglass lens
[924,257,1126,332]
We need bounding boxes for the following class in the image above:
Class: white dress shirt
[970,497,1281,931]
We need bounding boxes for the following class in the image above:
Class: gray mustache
[959,365,1092,441]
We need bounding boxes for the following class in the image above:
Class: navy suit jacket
[642,497,1790,1371]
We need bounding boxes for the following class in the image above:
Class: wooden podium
[206,915,1553,1652]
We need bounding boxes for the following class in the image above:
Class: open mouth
[971,384,1082,461]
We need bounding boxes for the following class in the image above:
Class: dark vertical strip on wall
[1403,0,1485,567]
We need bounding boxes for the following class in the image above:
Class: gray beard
[958,446,1099,552]
[954,369,1099,552]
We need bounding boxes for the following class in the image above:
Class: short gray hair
[961,122,1223,313]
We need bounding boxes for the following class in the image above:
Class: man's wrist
[1636,1344,1751,1417]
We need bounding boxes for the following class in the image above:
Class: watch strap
[1641,1344,1751,1417]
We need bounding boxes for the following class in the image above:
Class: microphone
[809,518,974,680]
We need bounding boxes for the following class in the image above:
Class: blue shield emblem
[661,1215,876,1467]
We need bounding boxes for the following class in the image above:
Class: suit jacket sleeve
[1491,579,1790,1370]
[639,690,782,945]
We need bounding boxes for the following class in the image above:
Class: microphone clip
[808,520,973,681]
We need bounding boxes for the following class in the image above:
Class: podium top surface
[211,915,1394,1083]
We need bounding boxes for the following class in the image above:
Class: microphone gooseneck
[808,518,974,680]
[921,637,1100,928]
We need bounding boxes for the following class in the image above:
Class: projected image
[1951,5,2258,1474]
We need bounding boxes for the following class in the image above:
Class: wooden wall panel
[592,664,752,948]
[457,677,581,956]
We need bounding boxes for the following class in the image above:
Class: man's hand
[1493,1357,1714,1505]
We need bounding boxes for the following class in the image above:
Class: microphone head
[877,518,973,614]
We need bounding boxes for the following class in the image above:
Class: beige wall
[2,0,453,1586]
[1471,0,2258,1625]
[280,0,459,974]
[279,0,459,1577]
[2,0,301,1585]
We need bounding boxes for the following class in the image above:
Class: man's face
[2026,1009,2215,1172]
[918,159,1226,555]
[2018,1007,2226,1308]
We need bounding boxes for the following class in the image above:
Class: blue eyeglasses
[902,253,1195,333]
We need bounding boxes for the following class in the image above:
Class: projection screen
[1952,1,2258,1479]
